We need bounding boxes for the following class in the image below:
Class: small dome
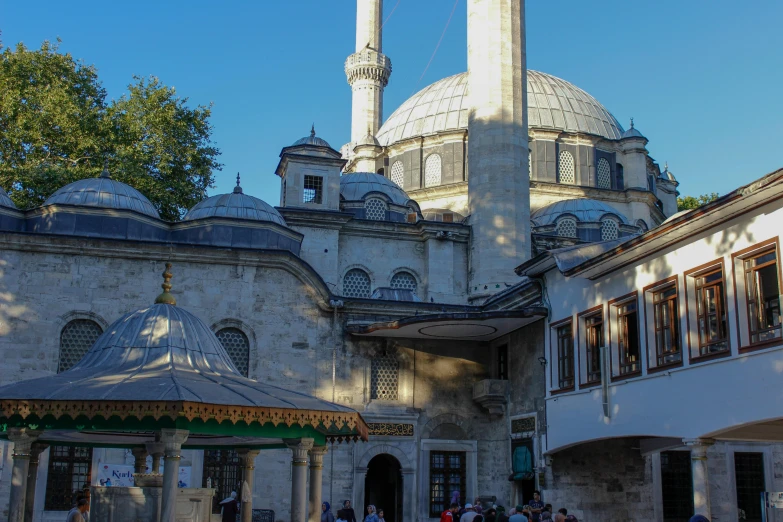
[355,132,380,148]
[292,125,332,148]
[531,198,629,227]
[183,176,286,226]
[44,168,159,218]
[0,186,16,209]
[340,172,413,206]
[659,163,677,182]
[621,118,645,139]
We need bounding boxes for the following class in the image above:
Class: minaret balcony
[472,379,508,417]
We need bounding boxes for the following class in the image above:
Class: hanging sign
[96,465,192,488]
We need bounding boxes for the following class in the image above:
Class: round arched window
[636,219,648,233]
[601,219,619,241]
[390,161,404,188]
[424,154,442,187]
[215,327,250,377]
[390,271,418,293]
[59,319,103,373]
[364,198,388,220]
[343,269,372,298]
[556,217,577,238]
[559,151,575,184]
[597,158,611,189]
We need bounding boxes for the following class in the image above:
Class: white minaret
[466,0,530,297]
[345,0,392,145]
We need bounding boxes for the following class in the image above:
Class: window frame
[496,344,509,381]
[596,156,612,189]
[428,450,466,518]
[643,276,684,373]
[343,268,372,298]
[731,237,782,352]
[44,445,93,511]
[608,291,642,381]
[59,319,103,373]
[576,305,604,387]
[684,258,731,363]
[302,174,323,204]
[424,153,442,188]
[558,149,575,184]
[549,317,575,393]
[215,327,251,377]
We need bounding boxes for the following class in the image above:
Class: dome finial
[100,158,111,179]
[310,124,316,137]
[233,172,243,194]
[630,117,635,129]
[154,263,177,305]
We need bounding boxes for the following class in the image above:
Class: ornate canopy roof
[0,186,16,210]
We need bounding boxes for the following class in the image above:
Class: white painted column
[145,441,164,474]
[23,443,47,522]
[285,438,314,522]
[684,438,714,519]
[238,449,261,522]
[6,428,39,522]
[131,447,149,473]
[308,446,328,522]
[160,429,189,522]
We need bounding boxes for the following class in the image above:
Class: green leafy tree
[676,192,720,212]
[0,39,221,220]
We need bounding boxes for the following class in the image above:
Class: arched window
[616,163,625,190]
[596,158,611,189]
[601,219,619,241]
[390,160,404,188]
[558,150,575,184]
[59,319,103,373]
[343,269,371,298]
[424,154,442,187]
[364,198,388,220]
[390,271,418,293]
[636,219,648,233]
[215,328,250,377]
[371,352,399,401]
[556,217,577,238]
[377,168,385,176]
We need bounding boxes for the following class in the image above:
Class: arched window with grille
[424,154,442,187]
[601,218,619,241]
[364,198,388,221]
[59,319,102,373]
[636,219,648,233]
[558,150,575,184]
[390,271,418,293]
[390,160,404,188]
[556,217,577,238]
[215,327,250,377]
[344,269,372,298]
[371,352,399,401]
[596,158,611,189]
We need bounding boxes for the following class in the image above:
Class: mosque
[0,1,782,522]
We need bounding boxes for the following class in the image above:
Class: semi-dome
[292,125,333,149]
[183,176,287,226]
[340,172,413,206]
[44,168,160,219]
[377,70,624,147]
[0,186,16,209]
[531,198,629,227]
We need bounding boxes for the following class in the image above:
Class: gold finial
[154,263,177,305]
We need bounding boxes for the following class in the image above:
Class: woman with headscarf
[220,491,239,522]
[364,505,379,522]
[322,502,335,522]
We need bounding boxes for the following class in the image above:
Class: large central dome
[376,70,624,146]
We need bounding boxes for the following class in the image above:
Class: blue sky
[4,0,782,204]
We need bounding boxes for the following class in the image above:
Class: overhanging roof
[345,308,547,341]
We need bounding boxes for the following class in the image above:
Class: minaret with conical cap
[345,0,392,146]
[466,0,530,298]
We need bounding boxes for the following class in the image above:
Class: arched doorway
[364,454,403,522]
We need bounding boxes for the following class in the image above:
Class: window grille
[391,161,404,187]
[425,154,442,187]
[370,353,399,400]
[429,451,466,518]
[303,175,323,204]
[558,151,575,184]
[597,158,611,189]
[556,323,574,389]
[202,449,242,514]
[364,198,387,221]
[216,328,250,377]
[44,446,93,511]
[59,319,102,373]
[735,452,765,521]
[600,219,619,241]
[556,218,577,238]
[390,272,417,292]
[661,451,693,521]
[343,269,371,298]
[636,219,648,233]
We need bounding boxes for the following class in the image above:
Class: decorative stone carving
[472,379,508,416]
[367,423,414,437]
[344,49,392,87]
[511,416,536,434]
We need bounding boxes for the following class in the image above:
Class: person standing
[460,503,479,522]
[509,505,528,522]
[322,502,336,522]
[528,491,544,522]
[441,503,460,522]
[342,501,358,522]
[364,505,379,522]
[219,491,239,522]
[377,508,386,522]
[336,509,349,522]
[66,499,89,522]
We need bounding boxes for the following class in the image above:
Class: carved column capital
[160,429,189,459]
[308,446,328,469]
[284,438,314,465]
[237,448,261,471]
[7,429,41,458]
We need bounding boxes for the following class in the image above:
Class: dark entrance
[202,449,242,514]
[365,454,403,522]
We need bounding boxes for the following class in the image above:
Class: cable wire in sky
[414,0,460,91]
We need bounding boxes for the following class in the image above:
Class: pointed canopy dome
[0,186,16,209]
[183,174,287,226]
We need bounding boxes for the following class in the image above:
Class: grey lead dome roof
[531,198,629,226]
[0,186,16,209]
[44,173,160,218]
[183,186,287,226]
[377,70,624,146]
[340,172,413,206]
[0,302,354,411]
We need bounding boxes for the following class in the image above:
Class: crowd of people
[436,491,578,522]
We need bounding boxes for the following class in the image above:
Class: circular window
[424,154,442,187]
[556,217,577,238]
[391,161,404,188]
[597,158,611,189]
[601,219,619,241]
[365,198,388,221]
[559,151,575,184]
[343,269,371,298]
